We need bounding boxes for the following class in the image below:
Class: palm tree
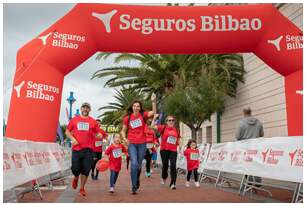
[98,85,150,126]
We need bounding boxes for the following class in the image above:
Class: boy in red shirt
[66,102,103,196]
[103,133,128,193]
[184,139,200,187]
[91,119,108,180]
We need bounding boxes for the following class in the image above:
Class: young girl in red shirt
[103,133,128,193]
[184,139,200,187]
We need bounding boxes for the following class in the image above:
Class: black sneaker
[131,187,137,195]
[91,174,95,180]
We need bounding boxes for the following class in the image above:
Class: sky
[3,3,139,125]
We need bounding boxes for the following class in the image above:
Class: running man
[66,102,103,196]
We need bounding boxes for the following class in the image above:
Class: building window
[197,128,202,144]
[206,126,212,144]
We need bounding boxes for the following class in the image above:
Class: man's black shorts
[71,148,93,177]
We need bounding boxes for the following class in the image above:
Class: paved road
[58,168,255,203]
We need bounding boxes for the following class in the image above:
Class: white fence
[3,137,71,191]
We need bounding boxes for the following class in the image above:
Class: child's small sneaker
[195,182,200,187]
[160,179,165,185]
[145,172,151,177]
[109,187,114,193]
[185,181,190,187]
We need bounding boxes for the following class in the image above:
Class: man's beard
[82,111,89,116]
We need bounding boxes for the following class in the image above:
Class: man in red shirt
[65,102,102,197]
[91,119,108,180]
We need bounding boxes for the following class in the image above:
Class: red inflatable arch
[6,3,303,142]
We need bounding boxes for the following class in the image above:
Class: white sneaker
[185,181,190,187]
[161,179,165,185]
[195,182,200,187]
[109,187,114,193]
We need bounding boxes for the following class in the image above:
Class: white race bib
[146,143,154,149]
[190,153,199,160]
[167,136,177,145]
[77,122,89,131]
[95,141,103,147]
[112,148,122,158]
[130,118,142,129]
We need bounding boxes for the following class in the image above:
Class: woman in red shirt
[103,133,128,193]
[153,115,181,190]
[144,117,159,177]
[121,93,157,194]
[184,139,200,187]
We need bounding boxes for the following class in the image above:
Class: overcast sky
[3,3,139,125]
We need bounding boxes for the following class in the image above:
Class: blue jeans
[110,170,119,187]
[128,143,146,189]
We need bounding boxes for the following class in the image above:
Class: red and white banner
[202,137,303,183]
[3,138,71,191]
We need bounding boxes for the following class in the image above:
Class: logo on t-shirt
[112,148,122,158]
[95,141,103,147]
[190,153,199,160]
[77,122,89,131]
[167,136,177,145]
[130,118,142,129]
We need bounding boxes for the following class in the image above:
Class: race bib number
[146,143,154,149]
[95,141,103,147]
[77,122,89,131]
[190,153,199,160]
[167,136,177,145]
[112,148,122,158]
[130,118,142,129]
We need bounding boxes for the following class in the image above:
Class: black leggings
[91,152,102,176]
[187,169,199,182]
[160,150,177,185]
[144,149,153,173]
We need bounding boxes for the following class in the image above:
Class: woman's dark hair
[186,139,197,149]
[126,100,144,115]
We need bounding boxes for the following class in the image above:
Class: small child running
[183,139,200,187]
[103,133,128,193]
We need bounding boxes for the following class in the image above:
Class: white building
[180,3,303,145]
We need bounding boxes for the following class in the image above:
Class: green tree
[98,86,150,126]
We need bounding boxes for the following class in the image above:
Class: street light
[75,109,80,116]
[67,91,76,120]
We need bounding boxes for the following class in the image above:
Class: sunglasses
[167,119,175,122]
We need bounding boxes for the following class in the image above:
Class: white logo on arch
[92,9,118,33]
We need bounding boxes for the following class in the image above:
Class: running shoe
[109,187,114,193]
[170,184,176,190]
[185,181,190,187]
[131,187,137,195]
[72,177,79,189]
[195,182,200,187]
[79,188,87,196]
[161,179,165,185]
[145,172,151,177]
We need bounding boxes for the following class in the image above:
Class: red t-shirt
[184,148,200,171]
[144,125,158,152]
[93,129,108,152]
[67,116,100,151]
[157,125,180,152]
[123,111,149,144]
[104,143,128,172]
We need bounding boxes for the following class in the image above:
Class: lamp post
[66,91,76,120]
[75,109,80,116]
